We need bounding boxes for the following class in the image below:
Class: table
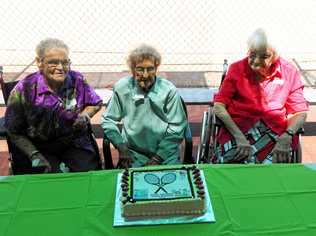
[1,164,316,236]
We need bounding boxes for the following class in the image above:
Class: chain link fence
[0,0,315,87]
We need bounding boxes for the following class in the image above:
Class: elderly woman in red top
[213,28,309,164]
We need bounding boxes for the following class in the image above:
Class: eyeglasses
[135,66,156,75]
[248,52,273,60]
[43,59,71,68]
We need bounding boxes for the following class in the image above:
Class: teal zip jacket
[101,76,187,167]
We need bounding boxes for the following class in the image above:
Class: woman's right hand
[234,135,252,162]
[72,112,90,132]
[30,151,52,173]
[214,102,252,162]
[117,143,133,168]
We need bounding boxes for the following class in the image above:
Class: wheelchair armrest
[296,127,304,135]
[0,117,7,137]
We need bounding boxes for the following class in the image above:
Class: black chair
[102,134,115,169]
[196,59,303,164]
[0,76,19,174]
[0,117,5,137]
[102,97,194,169]
[0,71,103,174]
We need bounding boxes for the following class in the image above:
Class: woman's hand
[73,112,90,132]
[30,151,52,173]
[117,143,133,168]
[234,135,252,162]
[272,133,292,163]
[146,155,163,166]
[214,102,252,162]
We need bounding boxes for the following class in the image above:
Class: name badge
[133,94,145,101]
[272,78,284,85]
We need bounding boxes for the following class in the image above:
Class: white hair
[247,28,278,54]
[126,43,162,71]
[36,38,69,59]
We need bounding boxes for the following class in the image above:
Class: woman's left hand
[146,155,163,166]
[271,133,292,163]
[73,112,90,132]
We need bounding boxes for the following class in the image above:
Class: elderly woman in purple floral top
[5,38,102,174]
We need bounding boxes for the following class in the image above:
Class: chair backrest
[180,97,193,164]
[102,96,194,169]
[0,67,10,136]
[0,77,19,105]
[0,73,19,134]
[0,72,19,174]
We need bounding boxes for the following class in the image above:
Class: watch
[285,129,294,137]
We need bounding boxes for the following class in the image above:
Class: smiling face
[133,59,157,92]
[248,47,275,77]
[37,47,70,85]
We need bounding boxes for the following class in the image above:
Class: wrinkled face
[37,47,70,84]
[248,47,275,76]
[133,59,157,92]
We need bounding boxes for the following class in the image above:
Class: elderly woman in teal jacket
[101,44,187,168]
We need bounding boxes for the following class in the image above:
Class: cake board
[113,170,216,227]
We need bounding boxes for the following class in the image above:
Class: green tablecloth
[1,164,316,236]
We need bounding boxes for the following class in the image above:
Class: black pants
[10,140,100,174]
